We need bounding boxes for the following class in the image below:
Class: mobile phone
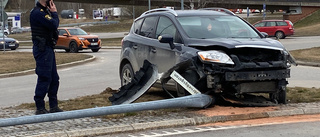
[46,0,51,8]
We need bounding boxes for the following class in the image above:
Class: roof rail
[141,8,178,16]
[200,8,235,16]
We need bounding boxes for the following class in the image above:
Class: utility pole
[2,0,5,53]
[181,0,184,10]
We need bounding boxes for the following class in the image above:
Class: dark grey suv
[119,8,295,104]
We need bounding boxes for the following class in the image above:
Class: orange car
[55,27,101,52]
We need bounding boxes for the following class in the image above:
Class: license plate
[91,43,98,46]
[9,44,15,47]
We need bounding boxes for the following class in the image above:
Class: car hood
[188,38,285,51]
[0,37,16,42]
[76,35,99,38]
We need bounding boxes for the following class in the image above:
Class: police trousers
[33,43,60,110]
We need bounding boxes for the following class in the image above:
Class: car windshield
[67,28,88,35]
[177,15,260,39]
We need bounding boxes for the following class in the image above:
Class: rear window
[266,22,276,27]
[276,21,288,26]
[133,19,143,34]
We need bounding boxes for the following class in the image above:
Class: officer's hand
[48,0,57,12]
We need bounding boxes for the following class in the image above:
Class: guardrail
[59,21,119,27]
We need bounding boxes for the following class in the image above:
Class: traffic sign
[0,10,8,22]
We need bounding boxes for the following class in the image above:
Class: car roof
[138,9,233,20]
[260,20,289,22]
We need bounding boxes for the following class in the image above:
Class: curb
[0,55,96,79]
[30,107,320,137]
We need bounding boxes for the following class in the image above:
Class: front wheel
[69,42,78,53]
[120,63,134,86]
[91,49,99,52]
[270,88,287,104]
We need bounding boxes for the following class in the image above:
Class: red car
[253,20,294,39]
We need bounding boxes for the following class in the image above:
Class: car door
[56,29,70,48]
[265,21,277,36]
[148,16,183,73]
[131,16,158,71]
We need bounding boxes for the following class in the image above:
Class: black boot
[50,106,63,113]
[35,108,49,115]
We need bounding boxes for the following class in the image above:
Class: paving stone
[0,102,320,136]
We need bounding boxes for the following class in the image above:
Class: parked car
[0,28,10,35]
[119,8,296,104]
[0,32,19,50]
[55,27,101,53]
[253,20,294,39]
[11,27,24,34]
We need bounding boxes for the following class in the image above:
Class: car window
[67,28,88,35]
[134,18,143,34]
[139,16,157,38]
[254,22,265,27]
[156,16,177,41]
[177,16,259,39]
[266,22,276,27]
[276,21,288,26]
[58,29,68,35]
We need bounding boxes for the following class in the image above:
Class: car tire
[10,48,16,50]
[120,63,134,86]
[69,42,78,53]
[91,49,99,52]
[270,88,287,104]
[275,31,285,39]
[65,49,70,52]
[277,88,287,104]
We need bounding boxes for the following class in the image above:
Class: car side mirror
[63,33,69,37]
[158,34,175,49]
[261,32,268,38]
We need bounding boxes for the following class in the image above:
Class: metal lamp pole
[2,0,5,53]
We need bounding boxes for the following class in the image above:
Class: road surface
[0,36,319,107]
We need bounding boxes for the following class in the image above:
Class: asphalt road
[0,36,319,108]
[0,49,121,108]
[119,121,320,137]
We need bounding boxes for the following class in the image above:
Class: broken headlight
[198,50,234,65]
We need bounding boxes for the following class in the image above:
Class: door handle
[133,45,138,49]
[151,48,157,53]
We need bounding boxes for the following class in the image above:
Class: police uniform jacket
[30,2,59,46]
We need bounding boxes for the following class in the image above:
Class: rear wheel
[69,42,78,53]
[275,31,285,39]
[120,63,134,86]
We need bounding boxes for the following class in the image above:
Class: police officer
[30,0,63,115]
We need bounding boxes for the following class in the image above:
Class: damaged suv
[119,8,295,104]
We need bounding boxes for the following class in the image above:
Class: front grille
[5,41,16,44]
[229,48,283,63]
[87,38,99,43]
